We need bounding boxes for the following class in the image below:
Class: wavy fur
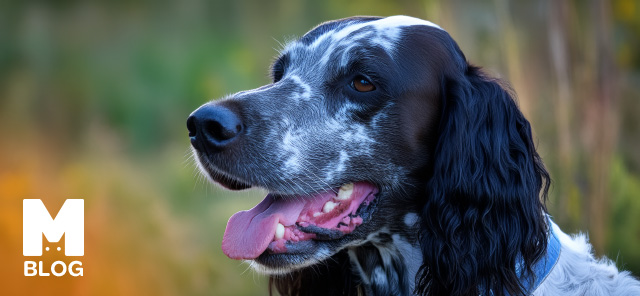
[416,65,551,296]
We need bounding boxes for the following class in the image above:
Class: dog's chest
[347,228,422,296]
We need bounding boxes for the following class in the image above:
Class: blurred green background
[1,0,639,295]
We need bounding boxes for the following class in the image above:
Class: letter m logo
[23,199,84,256]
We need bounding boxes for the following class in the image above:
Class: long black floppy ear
[415,63,551,296]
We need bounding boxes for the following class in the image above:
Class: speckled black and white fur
[188,16,640,295]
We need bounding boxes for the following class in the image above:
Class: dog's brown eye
[352,76,375,92]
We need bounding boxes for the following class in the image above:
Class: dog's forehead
[327,15,441,41]
[283,15,441,55]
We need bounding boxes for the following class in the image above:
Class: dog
[187,15,640,296]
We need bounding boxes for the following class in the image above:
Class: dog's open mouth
[221,182,378,260]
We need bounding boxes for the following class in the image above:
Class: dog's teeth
[336,183,354,200]
[275,223,285,240]
[323,201,337,213]
[313,212,323,217]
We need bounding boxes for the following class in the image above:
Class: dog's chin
[248,224,375,275]
[208,171,252,190]
[248,246,330,275]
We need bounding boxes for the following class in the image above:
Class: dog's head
[188,15,549,295]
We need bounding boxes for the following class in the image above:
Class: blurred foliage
[0,0,639,295]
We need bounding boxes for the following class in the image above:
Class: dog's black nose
[187,104,244,150]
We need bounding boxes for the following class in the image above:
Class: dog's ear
[415,64,550,296]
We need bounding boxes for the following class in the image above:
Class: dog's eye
[351,76,375,92]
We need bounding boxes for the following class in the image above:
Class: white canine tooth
[323,201,337,213]
[337,183,354,200]
[275,223,285,240]
[313,212,323,217]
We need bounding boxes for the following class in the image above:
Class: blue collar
[483,218,561,295]
[517,218,562,294]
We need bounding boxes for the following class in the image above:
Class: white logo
[23,199,84,277]
[23,199,84,256]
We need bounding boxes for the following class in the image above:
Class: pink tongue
[222,193,330,259]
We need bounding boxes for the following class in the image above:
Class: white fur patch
[335,150,349,173]
[532,220,640,295]
[373,15,441,30]
[289,75,311,101]
[282,130,302,172]
[371,266,387,285]
[330,16,440,42]
[315,15,442,67]
[392,234,423,292]
[403,213,419,227]
[324,150,350,182]
[308,31,332,49]
[340,124,375,154]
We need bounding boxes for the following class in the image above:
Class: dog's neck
[348,213,423,295]
[267,213,423,296]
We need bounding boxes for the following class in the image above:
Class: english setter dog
[187,16,640,295]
